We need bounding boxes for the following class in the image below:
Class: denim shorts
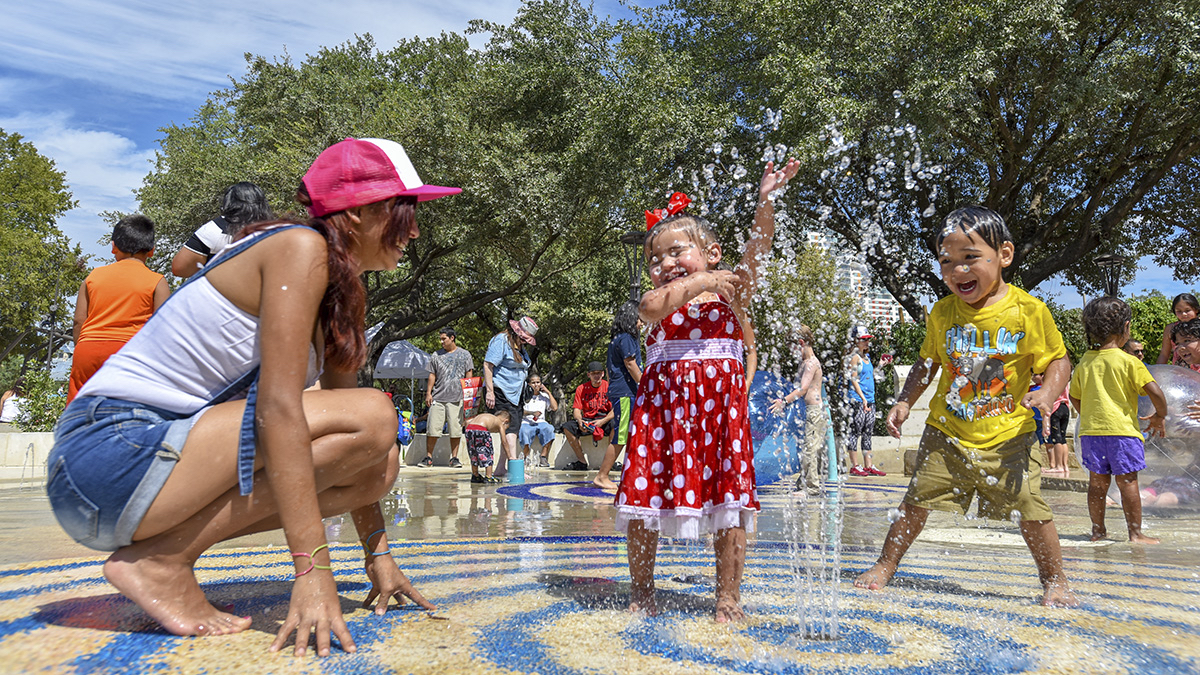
[46,396,199,551]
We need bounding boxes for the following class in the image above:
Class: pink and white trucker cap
[302,137,462,217]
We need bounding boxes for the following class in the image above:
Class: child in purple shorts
[1069,297,1168,544]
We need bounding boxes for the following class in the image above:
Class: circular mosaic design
[0,537,1196,673]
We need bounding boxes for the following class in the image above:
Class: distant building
[805,230,906,331]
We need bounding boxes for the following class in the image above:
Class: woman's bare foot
[629,584,657,617]
[104,549,252,636]
[853,562,895,590]
[1090,525,1107,542]
[1040,575,1078,607]
[593,474,618,490]
[714,594,744,623]
[1129,532,1160,545]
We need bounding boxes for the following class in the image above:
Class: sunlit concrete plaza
[0,451,1196,674]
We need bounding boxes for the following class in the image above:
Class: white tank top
[79,253,322,414]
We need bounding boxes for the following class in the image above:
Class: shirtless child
[465,410,511,484]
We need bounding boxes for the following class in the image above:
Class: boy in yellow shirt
[854,206,1076,606]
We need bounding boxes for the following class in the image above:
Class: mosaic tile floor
[0,471,1197,673]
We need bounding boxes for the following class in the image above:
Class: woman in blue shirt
[484,316,538,463]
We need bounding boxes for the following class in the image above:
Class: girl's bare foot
[1129,532,1160,545]
[853,562,895,590]
[629,584,657,617]
[714,594,744,623]
[592,475,618,490]
[1090,525,1107,542]
[1040,575,1078,607]
[104,550,252,636]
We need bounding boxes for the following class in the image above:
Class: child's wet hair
[495,409,511,423]
[1172,293,1200,315]
[934,206,1012,252]
[644,214,719,260]
[1172,318,1200,343]
[1081,296,1131,348]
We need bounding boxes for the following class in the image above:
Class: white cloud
[0,0,525,101]
[0,112,155,260]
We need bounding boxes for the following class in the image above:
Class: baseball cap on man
[302,138,462,217]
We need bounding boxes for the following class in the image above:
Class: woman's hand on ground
[270,571,355,657]
[363,556,436,615]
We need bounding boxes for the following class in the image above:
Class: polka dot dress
[615,299,759,538]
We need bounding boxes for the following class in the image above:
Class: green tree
[1043,296,1087,364]
[0,129,86,367]
[1127,290,1179,361]
[645,0,1200,320]
[135,0,723,382]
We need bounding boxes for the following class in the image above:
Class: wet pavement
[0,464,1197,673]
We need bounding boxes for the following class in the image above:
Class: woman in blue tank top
[847,325,885,477]
[46,138,460,656]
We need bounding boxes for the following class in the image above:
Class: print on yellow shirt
[943,323,1023,422]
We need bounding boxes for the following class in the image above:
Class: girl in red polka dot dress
[617,158,799,622]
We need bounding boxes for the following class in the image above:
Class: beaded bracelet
[361,528,393,559]
[292,543,332,577]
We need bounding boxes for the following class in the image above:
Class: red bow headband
[645,192,691,230]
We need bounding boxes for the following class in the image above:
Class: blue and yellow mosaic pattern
[0,535,1197,674]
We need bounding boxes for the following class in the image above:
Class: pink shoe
[866,466,887,476]
[850,466,869,477]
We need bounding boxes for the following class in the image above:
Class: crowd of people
[14,130,1199,653]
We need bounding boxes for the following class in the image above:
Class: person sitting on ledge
[561,362,613,471]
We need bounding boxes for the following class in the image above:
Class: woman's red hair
[237,188,417,372]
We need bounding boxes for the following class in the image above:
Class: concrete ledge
[403,433,612,471]
[0,432,52,484]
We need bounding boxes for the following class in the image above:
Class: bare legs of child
[626,520,748,622]
[626,519,658,616]
[102,389,433,649]
[593,442,625,490]
[854,502,1078,606]
[1088,471,1159,544]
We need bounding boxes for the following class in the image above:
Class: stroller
[392,394,415,447]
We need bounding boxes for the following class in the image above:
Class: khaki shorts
[904,426,1053,522]
[428,401,464,438]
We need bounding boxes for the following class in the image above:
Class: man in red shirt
[562,361,613,471]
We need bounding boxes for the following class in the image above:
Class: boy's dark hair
[1172,317,1200,343]
[1081,296,1132,348]
[1172,293,1200,315]
[494,409,511,423]
[112,214,156,254]
[611,300,640,338]
[221,182,273,229]
[934,206,1013,252]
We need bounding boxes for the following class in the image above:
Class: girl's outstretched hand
[1187,399,1200,421]
[364,555,436,615]
[271,571,355,657]
[759,158,801,202]
[1140,412,1167,438]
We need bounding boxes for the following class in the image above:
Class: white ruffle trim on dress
[615,503,757,539]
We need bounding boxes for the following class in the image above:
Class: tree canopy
[0,129,85,368]
[642,0,1200,320]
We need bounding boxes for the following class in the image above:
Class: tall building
[805,230,905,330]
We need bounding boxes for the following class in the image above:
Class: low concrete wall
[0,432,52,484]
[403,432,611,470]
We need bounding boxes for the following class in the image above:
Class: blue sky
[1,1,1190,309]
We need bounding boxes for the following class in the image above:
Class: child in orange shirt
[68,215,169,402]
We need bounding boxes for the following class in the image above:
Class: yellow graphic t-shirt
[920,286,1066,448]
[1070,349,1155,438]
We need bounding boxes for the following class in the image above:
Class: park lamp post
[1094,253,1126,298]
[619,229,647,302]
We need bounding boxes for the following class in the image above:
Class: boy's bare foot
[592,475,618,490]
[853,562,895,590]
[1090,526,1107,542]
[104,550,251,636]
[714,594,744,623]
[629,584,657,617]
[1129,532,1160,545]
[1040,576,1078,607]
